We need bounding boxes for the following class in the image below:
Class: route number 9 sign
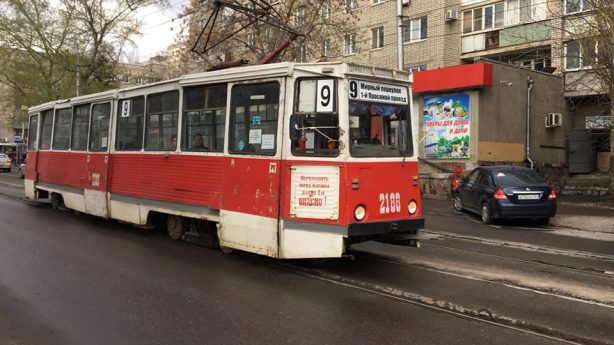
[316,79,335,113]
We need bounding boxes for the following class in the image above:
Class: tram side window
[291,78,339,156]
[89,103,111,152]
[145,91,179,151]
[71,104,90,151]
[116,97,145,151]
[52,108,72,150]
[28,114,39,150]
[182,84,226,152]
[229,82,279,155]
[40,110,54,150]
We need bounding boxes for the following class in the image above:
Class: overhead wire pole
[397,0,404,71]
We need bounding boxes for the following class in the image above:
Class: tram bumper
[347,218,425,247]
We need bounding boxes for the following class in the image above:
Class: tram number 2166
[379,192,401,214]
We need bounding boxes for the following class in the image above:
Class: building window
[344,34,356,55]
[403,17,427,42]
[246,33,255,47]
[322,40,331,57]
[294,7,306,27]
[373,0,384,4]
[505,0,546,26]
[565,0,592,14]
[372,26,384,49]
[407,65,427,73]
[345,0,357,12]
[144,91,179,151]
[463,2,504,33]
[299,44,307,62]
[183,84,227,152]
[322,0,330,18]
[565,39,597,70]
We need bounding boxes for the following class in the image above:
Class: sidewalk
[554,195,614,233]
[423,196,614,234]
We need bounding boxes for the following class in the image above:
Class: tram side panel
[218,156,282,257]
[108,154,224,225]
[24,151,39,200]
[84,152,110,218]
[278,161,347,259]
[35,151,90,213]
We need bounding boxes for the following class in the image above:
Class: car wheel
[537,217,550,226]
[481,202,493,224]
[453,193,463,212]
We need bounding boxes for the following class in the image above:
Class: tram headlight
[354,205,366,221]
[407,200,418,215]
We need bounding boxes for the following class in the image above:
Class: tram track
[423,229,614,263]
[282,260,598,345]
[351,250,614,308]
[423,241,614,278]
[426,210,614,236]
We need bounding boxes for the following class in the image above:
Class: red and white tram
[24,62,424,258]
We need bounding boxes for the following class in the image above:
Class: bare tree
[554,0,614,189]
[178,0,358,71]
[0,0,165,107]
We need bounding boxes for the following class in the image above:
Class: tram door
[84,102,112,218]
[219,81,284,257]
[24,113,40,200]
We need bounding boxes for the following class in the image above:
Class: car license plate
[518,194,540,200]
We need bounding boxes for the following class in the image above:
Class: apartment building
[324,0,463,71]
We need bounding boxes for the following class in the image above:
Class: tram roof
[28,62,411,113]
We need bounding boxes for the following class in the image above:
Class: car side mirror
[289,114,301,141]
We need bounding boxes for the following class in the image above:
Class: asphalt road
[0,171,613,345]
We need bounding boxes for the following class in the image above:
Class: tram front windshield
[349,101,411,157]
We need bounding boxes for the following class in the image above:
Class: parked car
[0,153,11,172]
[452,166,556,224]
[18,163,26,179]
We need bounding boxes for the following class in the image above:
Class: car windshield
[348,101,410,157]
[493,169,544,186]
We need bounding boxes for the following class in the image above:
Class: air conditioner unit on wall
[446,9,458,22]
[545,113,562,128]
[402,0,410,6]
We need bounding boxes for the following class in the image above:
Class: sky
[126,1,187,63]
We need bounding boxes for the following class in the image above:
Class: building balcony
[461,20,552,56]
[564,70,605,98]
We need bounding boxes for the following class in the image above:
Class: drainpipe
[526,76,535,169]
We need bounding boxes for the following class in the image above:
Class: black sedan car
[452,166,556,224]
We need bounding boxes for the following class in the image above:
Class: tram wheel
[219,245,234,254]
[50,193,64,210]
[166,215,186,240]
